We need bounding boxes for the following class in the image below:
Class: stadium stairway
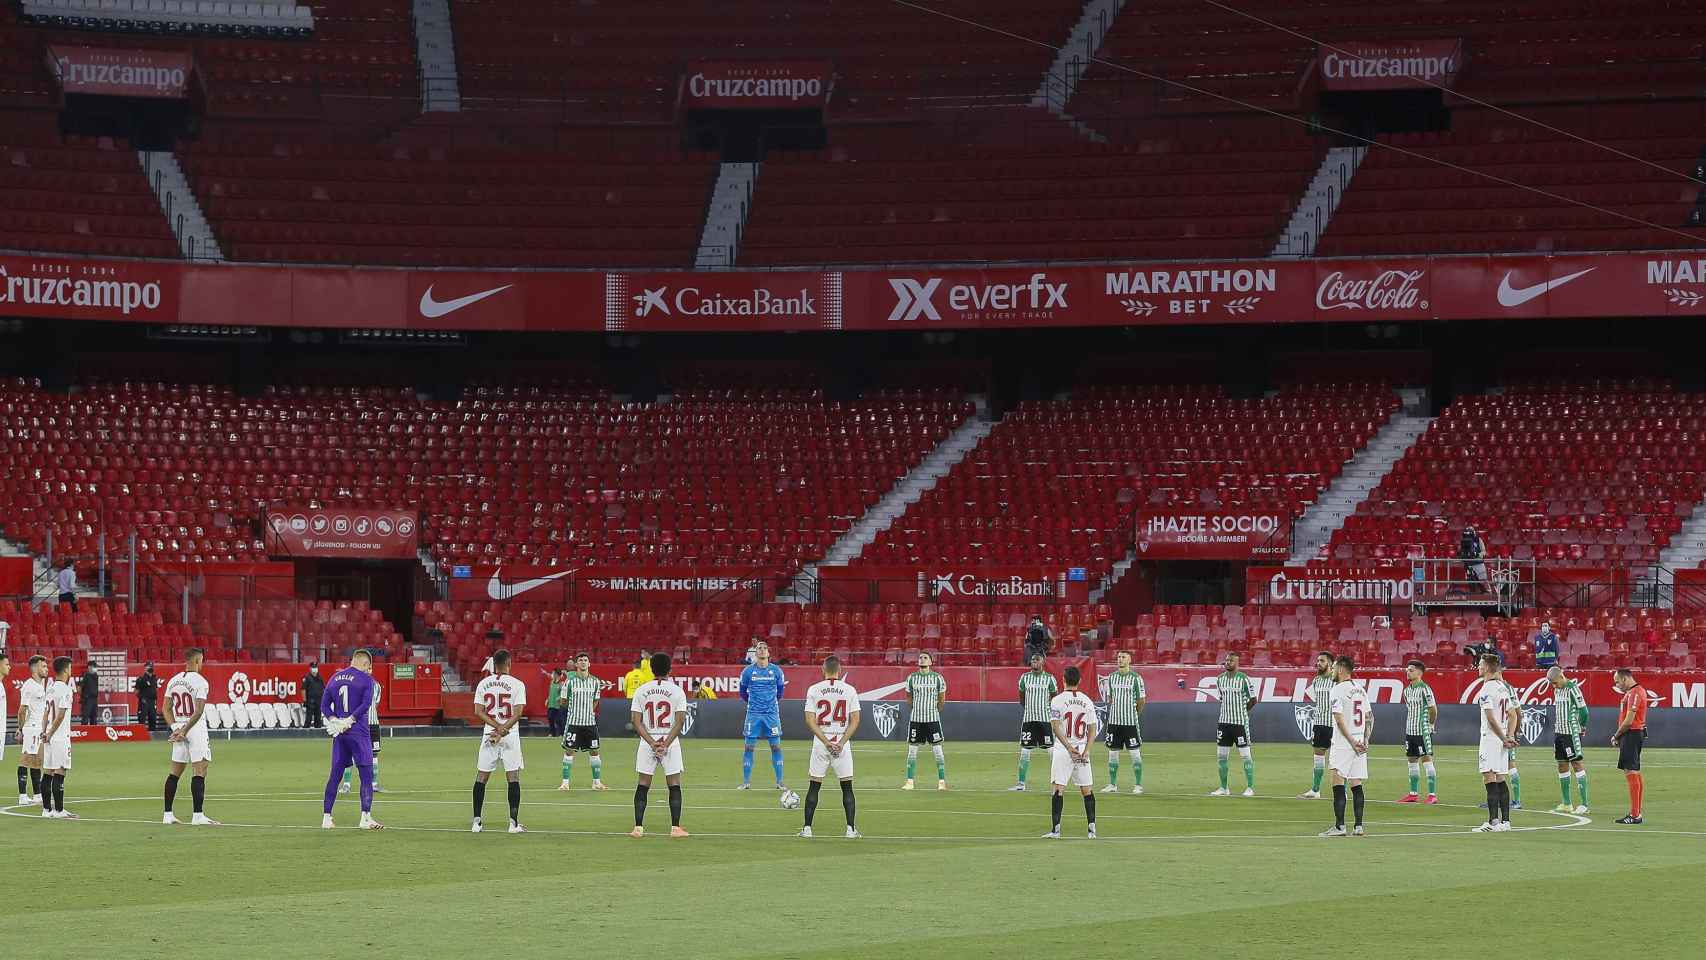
[695,162,758,269]
[1032,0,1127,140]
[792,398,996,593]
[1272,144,1367,258]
[139,151,224,261]
[1287,398,1432,564]
[413,0,462,111]
[1658,503,1706,602]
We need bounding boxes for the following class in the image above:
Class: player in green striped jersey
[1399,660,1439,803]
[559,654,608,791]
[1209,653,1258,797]
[1099,651,1147,794]
[1298,652,1336,800]
[1503,676,1524,809]
[1548,665,1591,814]
[903,652,949,791]
[1009,654,1058,791]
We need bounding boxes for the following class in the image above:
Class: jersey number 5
[815,699,848,727]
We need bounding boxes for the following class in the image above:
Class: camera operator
[1457,526,1487,592]
[1022,615,1052,665]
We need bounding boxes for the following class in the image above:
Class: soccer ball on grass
[779,789,801,810]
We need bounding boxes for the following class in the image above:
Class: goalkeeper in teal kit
[738,641,787,790]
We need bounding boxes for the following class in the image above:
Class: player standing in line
[1009,654,1058,791]
[40,656,75,819]
[319,649,383,830]
[1210,652,1258,797]
[800,656,862,839]
[1611,667,1648,825]
[737,641,787,791]
[161,648,219,826]
[1472,654,1516,833]
[470,649,527,833]
[0,651,8,802]
[559,653,607,791]
[15,654,48,806]
[1320,656,1371,837]
[1398,660,1439,804]
[1298,651,1335,799]
[902,651,948,791]
[1099,651,1146,795]
[1043,665,1099,839]
[631,652,688,838]
[1548,665,1590,815]
[340,678,384,795]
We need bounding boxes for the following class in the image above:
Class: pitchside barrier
[588,701,1706,749]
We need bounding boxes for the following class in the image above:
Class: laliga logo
[228,671,252,705]
[1315,269,1426,312]
[1293,704,1316,739]
[871,702,901,739]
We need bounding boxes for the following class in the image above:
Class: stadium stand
[860,383,1399,580]
[0,597,224,661]
[1328,380,1703,566]
[0,109,179,259]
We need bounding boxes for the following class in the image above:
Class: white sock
[1237,746,1253,762]
[931,745,945,765]
[1408,762,1421,783]
[1314,755,1327,771]
[1129,748,1141,767]
[1217,746,1231,761]
[906,745,919,763]
[1424,761,1437,782]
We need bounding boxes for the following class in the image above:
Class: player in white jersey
[40,656,76,819]
[1043,666,1100,839]
[161,647,219,825]
[0,650,9,798]
[16,654,48,806]
[799,656,862,839]
[630,652,689,838]
[471,649,528,834]
[1473,654,1518,833]
[1320,656,1372,837]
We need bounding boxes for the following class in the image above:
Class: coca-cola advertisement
[1135,510,1292,560]
[817,566,1090,604]
[1246,565,1414,606]
[680,60,834,110]
[1312,261,1432,320]
[264,506,419,560]
[1317,38,1464,91]
[47,45,195,99]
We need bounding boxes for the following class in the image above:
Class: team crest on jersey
[871,702,901,738]
[1293,704,1315,739]
[681,701,698,736]
[1094,702,1109,729]
[1520,705,1547,745]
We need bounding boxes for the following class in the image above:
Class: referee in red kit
[1611,668,1648,825]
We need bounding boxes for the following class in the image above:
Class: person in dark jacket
[79,662,100,725]
[134,663,160,731]
[303,663,325,728]
[1534,622,1560,670]
[1023,615,1053,665]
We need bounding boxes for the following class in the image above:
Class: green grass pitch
[7,736,1702,958]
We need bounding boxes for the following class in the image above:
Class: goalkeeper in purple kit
[320,649,383,830]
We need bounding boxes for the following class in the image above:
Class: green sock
[1576,772,1588,805]
[590,756,602,781]
[935,753,946,781]
[1559,773,1572,805]
[1132,754,1142,787]
[372,758,379,785]
[1426,764,1437,795]
[1018,752,1030,785]
[1108,756,1120,786]
[906,752,918,780]
[342,767,352,786]
[1511,772,1522,804]
[1314,761,1327,793]
[562,755,573,782]
[1408,766,1420,794]
[1218,756,1229,789]
[1243,759,1255,790]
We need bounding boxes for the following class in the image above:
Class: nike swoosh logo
[486,568,577,601]
[1496,267,1593,307]
[420,283,514,318]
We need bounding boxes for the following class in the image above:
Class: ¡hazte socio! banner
[1135,509,1291,560]
[265,506,418,559]
[47,45,195,99]
[4,251,1706,332]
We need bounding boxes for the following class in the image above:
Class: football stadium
[4,0,1706,956]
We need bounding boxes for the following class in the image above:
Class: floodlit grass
[8,736,1701,958]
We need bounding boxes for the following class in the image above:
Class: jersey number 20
[171,691,194,718]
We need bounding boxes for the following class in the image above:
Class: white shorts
[635,740,683,778]
[43,738,72,771]
[1478,738,1512,776]
[808,739,855,781]
[1050,746,1094,787]
[1328,745,1368,782]
[476,731,524,773]
[21,728,43,758]
[170,728,213,765]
